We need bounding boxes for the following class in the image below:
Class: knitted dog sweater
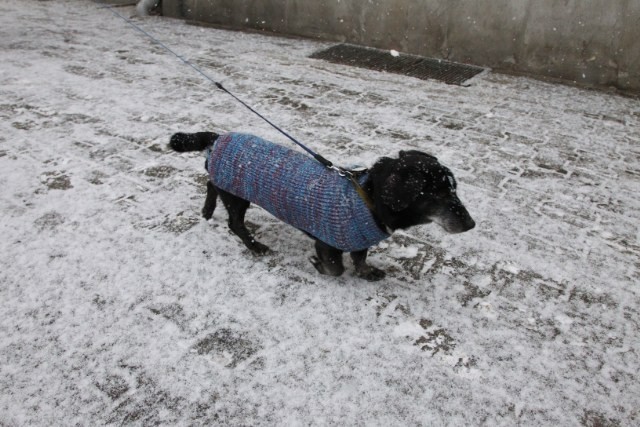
[207,133,389,252]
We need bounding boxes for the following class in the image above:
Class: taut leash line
[96,2,337,169]
[96,3,378,213]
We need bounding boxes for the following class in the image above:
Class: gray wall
[163,0,640,92]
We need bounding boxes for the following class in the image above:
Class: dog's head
[368,150,475,233]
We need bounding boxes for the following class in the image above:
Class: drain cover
[310,44,486,85]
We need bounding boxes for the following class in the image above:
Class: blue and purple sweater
[207,133,389,252]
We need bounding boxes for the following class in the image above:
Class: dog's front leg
[310,240,345,277]
[351,249,386,281]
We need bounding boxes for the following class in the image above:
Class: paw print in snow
[414,319,456,356]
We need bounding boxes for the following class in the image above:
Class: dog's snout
[448,214,475,234]
[463,217,476,232]
[432,198,476,234]
[456,206,475,233]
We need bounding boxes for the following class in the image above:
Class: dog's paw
[355,265,386,282]
[249,240,270,256]
[201,208,213,220]
[309,256,345,277]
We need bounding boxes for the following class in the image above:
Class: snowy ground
[1,0,639,425]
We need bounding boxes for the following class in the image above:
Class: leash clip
[330,165,352,177]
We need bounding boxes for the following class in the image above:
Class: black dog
[170,132,475,281]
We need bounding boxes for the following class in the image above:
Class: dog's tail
[169,132,219,152]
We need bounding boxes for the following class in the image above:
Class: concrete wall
[163,0,640,92]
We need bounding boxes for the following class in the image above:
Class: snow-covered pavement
[1,1,639,425]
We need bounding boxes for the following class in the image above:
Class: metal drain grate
[310,44,486,85]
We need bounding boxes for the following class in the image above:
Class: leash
[96,3,338,167]
[96,2,376,211]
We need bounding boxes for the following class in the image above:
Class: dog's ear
[381,171,426,211]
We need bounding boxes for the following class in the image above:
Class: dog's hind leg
[310,240,345,277]
[202,181,218,220]
[216,187,269,255]
[351,249,386,281]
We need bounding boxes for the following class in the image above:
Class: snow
[1,0,639,425]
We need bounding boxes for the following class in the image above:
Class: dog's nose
[456,204,475,232]
[454,212,475,233]
[465,218,476,231]
[444,216,476,234]
[467,216,476,231]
